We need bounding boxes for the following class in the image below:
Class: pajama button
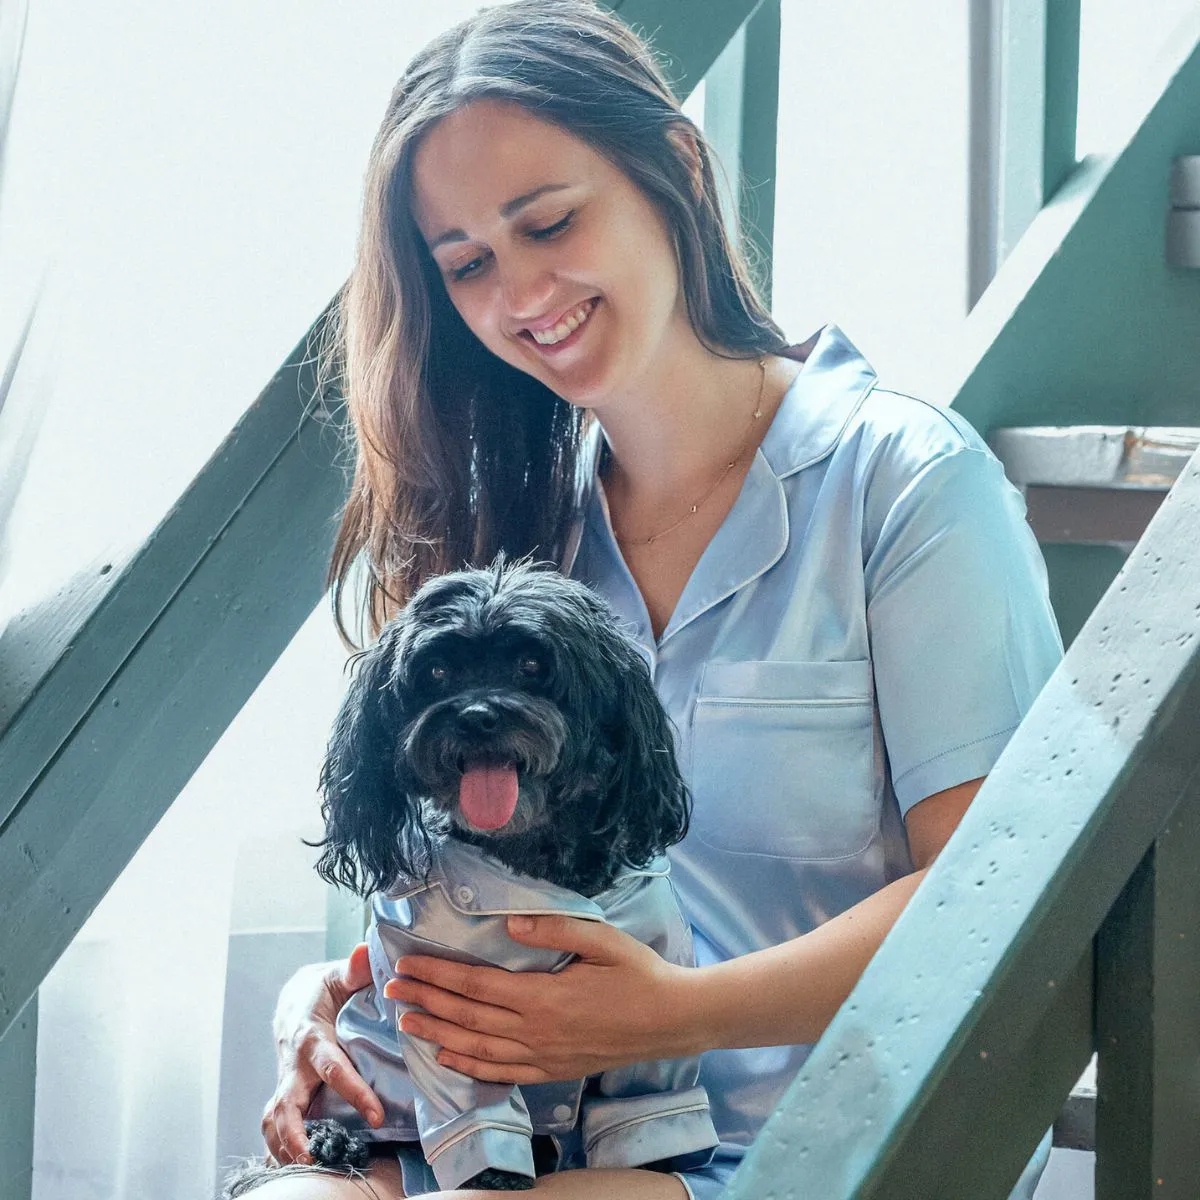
[553,1104,574,1122]
[454,886,475,905]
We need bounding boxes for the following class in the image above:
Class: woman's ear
[666,121,705,202]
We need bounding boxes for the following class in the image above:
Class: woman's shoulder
[846,385,992,467]
[837,386,1018,550]
[839,384,1006,497]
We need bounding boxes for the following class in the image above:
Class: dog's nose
[457,701,500,734]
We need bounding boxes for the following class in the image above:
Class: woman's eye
[528,211,574,241]
[451,254,487,282]
[447,213,573,283]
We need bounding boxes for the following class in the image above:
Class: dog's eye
[517,656,543,678]
[428,663,448,684]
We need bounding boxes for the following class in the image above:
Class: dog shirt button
[454,885,475,905]
[552,1104,574,1123]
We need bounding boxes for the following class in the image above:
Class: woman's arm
[686,774,980,1050]
[384,777,983,1082]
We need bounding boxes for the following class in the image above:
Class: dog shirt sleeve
[398,1019,537,1189]
[385,884,540,1190]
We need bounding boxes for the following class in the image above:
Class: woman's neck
[596,351,796,517]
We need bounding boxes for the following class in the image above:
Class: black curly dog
[224,557,691,1195]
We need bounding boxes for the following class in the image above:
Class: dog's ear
[598,638,691,863]
[313,621,428,896]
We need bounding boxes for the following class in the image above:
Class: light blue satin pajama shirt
[560,324,1063,1199]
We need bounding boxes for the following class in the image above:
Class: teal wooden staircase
[2,2,1199,1197]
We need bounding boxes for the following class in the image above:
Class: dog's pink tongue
[458,763,519,830]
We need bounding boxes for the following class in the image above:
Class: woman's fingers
[261,1086,313,1165]
[261,949,385,1165]
[504,914,628,962]
[307,1038,385,1126]
[330,942,375,1006]
[436,1050,551,1086]
[383,975,523,1035]
[261,1040,384,1165]
[397,1010,532,1065]
[393,955,520,1007]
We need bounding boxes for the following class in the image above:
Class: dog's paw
[303,1119,370,1171]
[463,1167,536,1190]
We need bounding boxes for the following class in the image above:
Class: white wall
[771,1,971,403]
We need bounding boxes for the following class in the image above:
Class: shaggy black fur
[314,555,690,900]
[228,557,692,1194]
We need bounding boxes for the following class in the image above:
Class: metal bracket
[1166,156,1200,268]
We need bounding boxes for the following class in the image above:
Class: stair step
[987,426,1200,546]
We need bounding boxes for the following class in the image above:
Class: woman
[252,1,1062,1196]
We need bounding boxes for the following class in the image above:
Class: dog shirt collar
[385,839,671,918]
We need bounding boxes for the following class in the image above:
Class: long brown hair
[324,0,794,649]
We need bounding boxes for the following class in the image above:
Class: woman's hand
[382,915,704,1084]
[261,944,383,1164]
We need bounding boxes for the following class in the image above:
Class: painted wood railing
[723,446,1200,1198]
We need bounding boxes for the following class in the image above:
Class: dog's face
[396,572,582,841]
[315,559,690,896]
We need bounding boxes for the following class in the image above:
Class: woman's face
[410,99,692,410]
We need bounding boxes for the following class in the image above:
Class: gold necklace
[614,357,768,547]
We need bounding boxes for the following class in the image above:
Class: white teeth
[531,300,595,345]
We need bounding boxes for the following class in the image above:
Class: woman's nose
[497,257,556,324]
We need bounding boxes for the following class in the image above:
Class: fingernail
[368,1110,384,1128]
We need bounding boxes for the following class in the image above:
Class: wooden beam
[1053,1081,1096,1151]
[603,0,764,101]
[1094,779,1200,1198]
[724,451,1200,1197]
[0,995,35,1200]
[702,0,780,307]
[967,0,1080,305]
[967,0,1002,308]
[949,13,1200,432]
[1023,486,1165,547]
[989,426,1200,489]
[0,322,346,1037]
[1041,0,1080,201]
[996,0,1080,260]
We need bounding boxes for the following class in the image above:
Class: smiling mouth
[521,297,599,349]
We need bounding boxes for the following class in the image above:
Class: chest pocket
[688,659,878,859]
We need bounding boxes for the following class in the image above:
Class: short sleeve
[864,446,1063,813]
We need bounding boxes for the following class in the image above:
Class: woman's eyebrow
[427,183,572,252]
